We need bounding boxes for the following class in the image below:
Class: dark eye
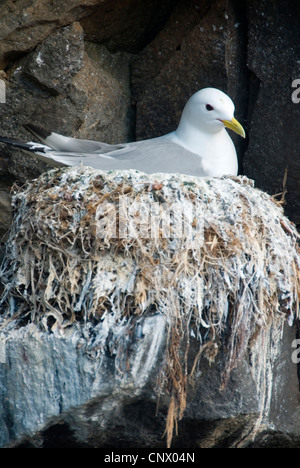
[206,104,214,111]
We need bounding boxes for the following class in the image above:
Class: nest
[1,166,300,446]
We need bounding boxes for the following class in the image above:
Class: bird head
[179,87,246,138]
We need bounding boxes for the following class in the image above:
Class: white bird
[0,88,245,177]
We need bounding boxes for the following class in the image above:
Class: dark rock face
[80,0,177,53]
[0,318,299,448]
[0,315,298,449]
[0,22,132,182]
[23,22,85,96]
[0,0,300,448]
[244,0,300,225]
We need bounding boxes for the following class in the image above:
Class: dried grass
[1,166,300,446]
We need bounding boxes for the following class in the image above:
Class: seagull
[0,88,245,177]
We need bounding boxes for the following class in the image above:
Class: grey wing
[35,137,208,177]
[24,124,127,154]
[23,125,207,177]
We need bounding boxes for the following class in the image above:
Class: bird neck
[175,117,225,154]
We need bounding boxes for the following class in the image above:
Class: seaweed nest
[1,167,300,446]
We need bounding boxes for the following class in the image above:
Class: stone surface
[0,0,100,68]
[243,0,300,225]
[80,0,177,53]
[0,174,13,256]
[23,22,85,96]
[0,191,12,257]
[0,315,299,448]
[0,22,132,181]
[0,315,168,447]
[0,0,175,68]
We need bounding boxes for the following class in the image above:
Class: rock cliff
[0,0,300,448]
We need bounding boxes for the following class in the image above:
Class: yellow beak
[221,117,246,138]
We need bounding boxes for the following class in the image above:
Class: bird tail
[23,123,52,145]
[0,135,46,153]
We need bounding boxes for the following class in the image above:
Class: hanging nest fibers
[1,166,300,447]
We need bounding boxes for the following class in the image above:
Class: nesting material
[1,167,300,446]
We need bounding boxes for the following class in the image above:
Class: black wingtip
[0,136,45,153]
[23,123,51,141]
